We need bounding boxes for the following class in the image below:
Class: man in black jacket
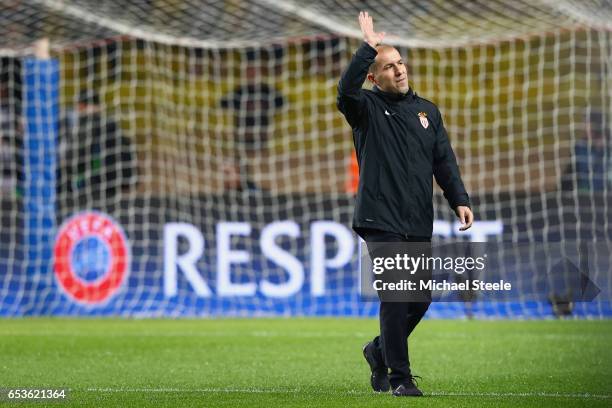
[59,91,136,202]
[337,12,473,397]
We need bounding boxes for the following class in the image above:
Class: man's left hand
[455,206,473,231]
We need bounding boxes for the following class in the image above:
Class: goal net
[0,0,610,317]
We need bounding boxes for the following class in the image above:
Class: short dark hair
[367,44,397,74]
[78,89,100,105]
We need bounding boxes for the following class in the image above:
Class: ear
[367,72,377,85]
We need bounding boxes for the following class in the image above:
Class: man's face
[368,47,409,94]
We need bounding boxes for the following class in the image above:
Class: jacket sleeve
[432,108,471,210]
[336,42,377,128]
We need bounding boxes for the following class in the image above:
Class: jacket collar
[372,85,415,101]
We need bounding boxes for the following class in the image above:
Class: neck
[373,85,413,99]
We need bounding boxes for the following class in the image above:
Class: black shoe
[392,376,423,397]
[362,342,390,392]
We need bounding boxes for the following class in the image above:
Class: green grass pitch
[1,318,610,407]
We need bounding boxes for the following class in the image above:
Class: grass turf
[0,318,610,407]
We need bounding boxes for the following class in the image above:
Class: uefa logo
[53,211,130,304]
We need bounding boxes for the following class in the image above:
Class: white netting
[0,0,610,317]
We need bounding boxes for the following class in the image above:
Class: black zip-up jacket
[337,42,470,238]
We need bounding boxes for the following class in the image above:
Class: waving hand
[358,11,385,48]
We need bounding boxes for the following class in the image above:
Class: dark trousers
[358,228,431,387]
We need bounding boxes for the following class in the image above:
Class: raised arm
[337,12,385,127]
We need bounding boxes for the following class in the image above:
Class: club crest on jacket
[418,112,429,129]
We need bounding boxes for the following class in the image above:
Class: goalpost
[0,0,610,317]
